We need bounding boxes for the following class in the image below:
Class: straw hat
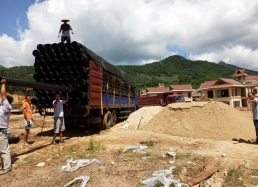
[61,18,70,22]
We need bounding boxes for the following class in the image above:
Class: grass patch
[125,148,134,152]
[21,155,35,165]
[175,150,191,159]
[116,148,123,155]
[153,181,163,187]
[68,144,77,153]
[140,140,155,147]
[224,167,243,186]
[173,165,183,175]
[87,137,104,152]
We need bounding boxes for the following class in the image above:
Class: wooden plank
[186,166,221,186]
[89,60,102,106]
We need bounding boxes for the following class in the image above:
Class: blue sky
[1,0,36,39]
[1,0,258,70]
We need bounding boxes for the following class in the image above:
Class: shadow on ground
[232,138,256,145]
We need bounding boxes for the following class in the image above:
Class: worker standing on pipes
[58,18,74,43]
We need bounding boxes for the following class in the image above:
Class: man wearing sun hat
[58,18,74,43]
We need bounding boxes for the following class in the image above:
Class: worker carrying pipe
[58,18,74,44]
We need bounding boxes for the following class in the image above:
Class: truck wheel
[102,111,112,130]
[111,109,117,126]
[8,136,20,144]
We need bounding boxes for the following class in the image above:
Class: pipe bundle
[32,41,90,107]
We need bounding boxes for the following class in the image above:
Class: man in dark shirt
[58,18,74,43]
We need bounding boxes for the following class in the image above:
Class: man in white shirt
[248,92,258,144]
[0,79,13,174]
[52,90,70,145]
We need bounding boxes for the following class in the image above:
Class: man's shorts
[24,119,34,130]
[61,36,71,44]
[54,117,65,133]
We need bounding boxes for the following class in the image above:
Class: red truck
[138,93,185,108]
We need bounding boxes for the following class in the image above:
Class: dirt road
[1,102,258,187]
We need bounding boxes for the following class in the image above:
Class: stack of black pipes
[32,41,89,107]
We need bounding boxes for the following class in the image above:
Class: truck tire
[102,111,112,130]
[8,136,20,144]
[111,109,117,126]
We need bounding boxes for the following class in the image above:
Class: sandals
[52,140,64,145]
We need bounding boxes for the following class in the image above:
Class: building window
[254,89,258,94]
[241,88,246,97]
[217,90,229,98]
[207,91,213,98]
[235,89,238,96]
[188,92,191,98]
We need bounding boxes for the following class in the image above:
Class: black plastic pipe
[37,44,45,50]
[31,98,38,105]
[77,79,89,86]
[76,91,87,98]
[76,53,88,61]
[32,50,40,57]
[76,66,88,73]
[0,77,78,91]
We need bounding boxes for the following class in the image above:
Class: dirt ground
[1,101,258,187]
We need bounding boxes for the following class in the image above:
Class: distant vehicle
[138,93,185,108]
[11,88,37,114]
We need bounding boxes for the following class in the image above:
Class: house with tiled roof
[169,84,194,102]
[146,86,169,95]
[198,69,258,107]
[140,83,169,96]
[140,83,194,102]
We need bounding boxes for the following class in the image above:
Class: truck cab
[166,94,185,104]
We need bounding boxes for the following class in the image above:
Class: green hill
[0,66,34,94]
[1,55,258,93]
[117,55,258,90]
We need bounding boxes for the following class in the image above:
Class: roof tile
[146,87,170,92]
[170,84,193,90]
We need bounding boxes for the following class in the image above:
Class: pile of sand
[114,106,163,130]
[140,101,255,140]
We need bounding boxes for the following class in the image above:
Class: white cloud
[0,0,258,70]
[189,45,258,71]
